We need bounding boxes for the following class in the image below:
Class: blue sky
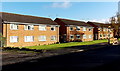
[1,2,118,23]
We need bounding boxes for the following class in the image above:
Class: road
[2,45,120,71]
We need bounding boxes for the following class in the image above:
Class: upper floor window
[24,25,34,30]
[103,28,107,31]
[76,26,80,31]
[83,27,87,31]
[39,25,46,31]
[76,35,80,39]
[51,26,55,31]
[39,36,46,41]
[99,28,102,31]
[10,24,18,30]
[24,36,34,42]
[70,27,73,31]
[88,28,92,31]
[10,36,18,43]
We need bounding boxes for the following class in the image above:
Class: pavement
[2,45,120,71]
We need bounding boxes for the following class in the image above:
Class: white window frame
[24,36,34,42]
[70,27,74,31]
[70,35,74,39]
[100,34,102,37]
[76,35,80,39]
[103,28,107,31]
[51,36,56,41]
[24,25,34,30]
[10,36,18,43]
[39,36,46,41]
[39,25,46,31]
[83,27,87,31]
[83,35,87,39]
[88,28,92,32]
[89,35,92,38]
[51,26,56,31]
[76,26,80,31]
[10,24,18,30]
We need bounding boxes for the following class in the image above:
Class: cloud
[51,0,71,8]
[88,19,110,23]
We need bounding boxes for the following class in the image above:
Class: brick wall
[66,26,93,42]
[3,23,59,47]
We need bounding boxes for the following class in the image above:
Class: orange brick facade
[3,23,59,47]
[66,26,93,42]
[87,22,114,40]
[97,28,114,40]
[55,18,93,42]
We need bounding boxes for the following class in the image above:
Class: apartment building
[55,18,93,42]
[87,21,114,40]
[0,12,59,47]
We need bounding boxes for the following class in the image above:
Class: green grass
[17,39,108,50]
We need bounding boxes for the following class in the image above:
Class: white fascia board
[4,21,60,27]
[66,25,94,28]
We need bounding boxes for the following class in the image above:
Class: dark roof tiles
[0,12,58,25]
[56,18,92,27]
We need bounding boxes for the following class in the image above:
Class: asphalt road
[2,45,120,71]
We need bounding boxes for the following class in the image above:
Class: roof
[0,12,58,25]
[55,18,92,27]
[87,21,111,28]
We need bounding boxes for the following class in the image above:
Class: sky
[1,2,118,23]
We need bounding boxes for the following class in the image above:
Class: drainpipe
[5,22,8,47]
[57,26,59,43]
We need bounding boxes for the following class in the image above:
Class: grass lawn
[17,39,108,50]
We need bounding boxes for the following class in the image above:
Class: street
[2,45,120,71]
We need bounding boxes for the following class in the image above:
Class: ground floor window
[10,36,18,43]
[89,35,92,38]
[39,36,46,41]
[24,36,34,42]
[83,35,87,39]
[103,34,106,37]
[51,36,56,41]
[70,35,74,39]
[76,35,80,39]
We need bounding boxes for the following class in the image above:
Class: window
[89,35,92,38]
[39,25,46,31]
[110,34,113,37]
[51,26,55,31]
[10,36,18,43]
[24,36,34,42]
[10,24,18,30]
[83,35,87,39]
[103,28,107,31]
[88,28,92,31]
[76,26,80,31]
[70,27,73,31]
[83,27,87,31]
[51,36,56,41]
[103,34,106,37]
[76,35,80,39]
[39,36,46,41]
[99,28,102,31]
[70,35,74,39]
[24,25,34,30]
[100,34,102,37]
